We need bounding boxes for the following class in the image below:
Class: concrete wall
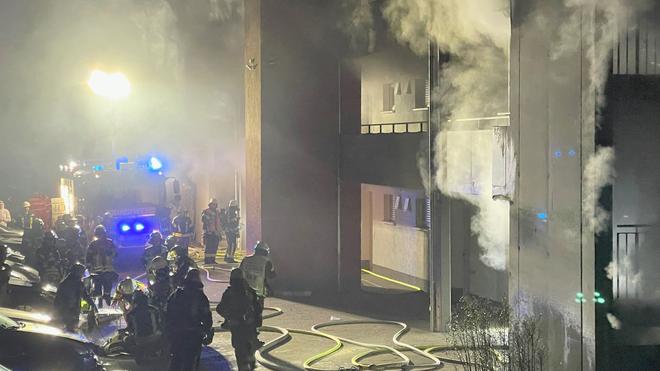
[361,183,428,289]
[359,48,428,127]
[510,0,596,369]
[245,0,342,293]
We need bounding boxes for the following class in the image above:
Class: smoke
[0,0,244,206]
[552,0,652,115]
[337,0,375,53]
[583,147,615,234]
[606,313,622,330]
[383,0,511,270]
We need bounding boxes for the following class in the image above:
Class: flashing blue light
[92,164,104,172]
[116,156,129,171]
[134,222,145,232]
[147,156,163,171]
[536,212,548,221]
[120,223,131,232]
[568,149,577,157]
[554,150,562,158]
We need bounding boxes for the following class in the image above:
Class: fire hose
[250,307,447,371]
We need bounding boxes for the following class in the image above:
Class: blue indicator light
[536,212,548,221]
[147,156,163,171]
[554,150,562,158]
[92,165,104,172]
[120,223,131,232]
[134,222,145,232]
[568,149,577,157]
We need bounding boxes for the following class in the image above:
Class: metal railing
[360,121,428,135]
[615,224,651,300]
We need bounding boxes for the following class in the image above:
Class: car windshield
[0,314,20,330]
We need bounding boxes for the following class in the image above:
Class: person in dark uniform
[222,200,240,263]
[239,241,276,330]
[216,268,261,371]
[165,269,213,371]
[125,290,164,363]
[170,244,197,288]
[147,256,173,318]
[143,231,167,269]
[19,202,39,263]
[61,215,85,266]
[86,225,118,308]
[0,244,11,307]
[172,209,193,255]
[34,230,64,285]
[201,198,222,264]
[53,263,95,332]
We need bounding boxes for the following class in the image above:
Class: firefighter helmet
[148,231,163,245]
[94,225,107,238]
[150,256,168,271]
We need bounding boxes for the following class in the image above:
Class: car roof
[0,307,52,325]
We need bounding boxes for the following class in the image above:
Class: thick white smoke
[383,0,511,271]
[583,147,615,234]
[606,313,622,330]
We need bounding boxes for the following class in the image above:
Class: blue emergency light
[147,156,163,172]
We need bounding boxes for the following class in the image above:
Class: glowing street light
[87,69,131,100]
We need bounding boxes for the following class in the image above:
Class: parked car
[0,313,106,370]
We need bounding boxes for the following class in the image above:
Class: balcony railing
[615,224,651,300]
[360,121,428,135]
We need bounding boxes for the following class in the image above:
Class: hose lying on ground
[255,310,445,371]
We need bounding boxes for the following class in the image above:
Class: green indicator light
[575,298,582,304]
[594,292,601,298]
[576,292,584,299]
[581,298,587,303]
[597,298,605,304]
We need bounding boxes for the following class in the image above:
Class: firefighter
[0,200,11,227]
[239,241,276,329]
[19,202,39,262]
[143,231,167,269]
[171,244,197,288]
[34,230,64,285]
[86,225,118,308]
[172,209,193,254]
[201,198,222,264]
[216,268,261,371]
[166,269,213,371]
[147,256,173,316]
[19,201,34,230]
[125,290,164,363]
[0,244,11,306]
[53,262,95,332]
[223,200,240,263]
[61,215,85,265]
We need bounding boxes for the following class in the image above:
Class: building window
[413,78,429,109]
[383,83,395,112]
[384,194,395,222]
[416,197,430,229]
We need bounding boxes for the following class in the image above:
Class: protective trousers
[203,233,220,264]
[93,271,118,307]
[168,332,202,371]
[231,326,257,371]
[226,232,238,260]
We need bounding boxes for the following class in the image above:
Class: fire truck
[59,155,194,249]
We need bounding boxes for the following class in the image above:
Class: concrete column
[244,0,262,250]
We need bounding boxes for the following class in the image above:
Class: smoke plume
[583,147,615,234]
[383,0,511,270]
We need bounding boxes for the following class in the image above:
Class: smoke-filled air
[383,0,511,270]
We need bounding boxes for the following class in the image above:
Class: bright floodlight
[87,69,131,100]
